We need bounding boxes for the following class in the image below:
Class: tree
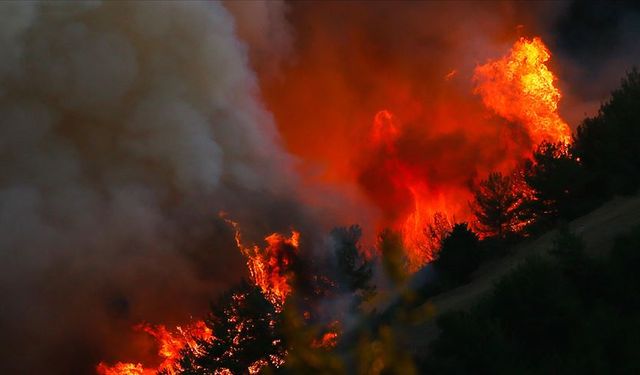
[471,172,531,239]
[573,67,640,196]
[330,225,376,301]
[176,280,285,374]
[524,142,590,224]
[434,223,481,283]
[378,229,409,285]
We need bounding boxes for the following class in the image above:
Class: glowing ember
[474,37,571,145]
[311,321,341,349]
[223,215,299,308]
[311,332,340,349]
[96,321,212,375]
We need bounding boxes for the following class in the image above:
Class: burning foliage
[223,215,299,309]
[96,321,212,375]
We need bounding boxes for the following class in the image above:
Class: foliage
[523,142,591,225]
[573,67,640,196]
[356,326,417,375]
[275,304,345,375]
[471,172,532,239]
[434,223,481,284]
[331,225,376,302]
[378,229,409,285]
[422,226,640,374]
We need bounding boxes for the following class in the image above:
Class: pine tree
[471,172,531,239]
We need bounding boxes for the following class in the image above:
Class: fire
[223,215,299,308]
[367,110,459,269]
[474,37,571,145]
[96,362,148,375]
[96,321,212,375]
[311,321,341,349]
[362,37,570,269]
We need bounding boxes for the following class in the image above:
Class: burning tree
[176,280,285,375]
[471,172,532,239]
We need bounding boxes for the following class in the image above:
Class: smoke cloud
[0,1,305,373]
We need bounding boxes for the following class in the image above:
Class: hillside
[403,193,640,351]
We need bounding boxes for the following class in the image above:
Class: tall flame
[474,37,571,145]
[222,215,299,308]
[368,110,456,269]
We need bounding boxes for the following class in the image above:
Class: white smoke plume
[0,1,302,373]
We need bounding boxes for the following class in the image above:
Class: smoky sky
[543,0,640,125]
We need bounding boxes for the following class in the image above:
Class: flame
[362,37,569,269]
[367,110,460,269]
[222,215,299,308]
[96,321,212,375]
[96,362,149,375]
[311,321,341,349]
[474,37,571,145]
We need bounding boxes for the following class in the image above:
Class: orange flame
[222,214,299,308]
[96,321,212,375]
[96,362,149,375]
[474,37,571,145]
[311,321,341,349]
[366,37,569,269]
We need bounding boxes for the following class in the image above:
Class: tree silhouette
[523,141,589,223]
[573,67,640,196]
[434,223,481,283]
[330,225,376,301]
[471,172,531,239]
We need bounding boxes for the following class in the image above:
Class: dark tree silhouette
[330,225,376,301]
[573,67,640,196]
[378,229,409,285]
[471,172,531,239]
[434,223,481,283]
[422,227,640,374]
[523,141,589,223]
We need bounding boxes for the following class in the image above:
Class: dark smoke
[0,1,307,373]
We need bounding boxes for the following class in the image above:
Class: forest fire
[357,36,571,269]
[6,1,639,374]
[96,33,570,373]
[224,216,300,308]
[474,37,571,145]
[96,321,212,375]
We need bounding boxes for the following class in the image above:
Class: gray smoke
[0,1,304,373]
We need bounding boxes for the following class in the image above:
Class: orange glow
[358,37,570,269]
[96,362,149,375]
[223,215,299,308]
[474,37,571,145]
[96,321,212,375]
[311,321,341,349]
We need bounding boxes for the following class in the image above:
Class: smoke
[0,1,306,373]
[544,1,640,127]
